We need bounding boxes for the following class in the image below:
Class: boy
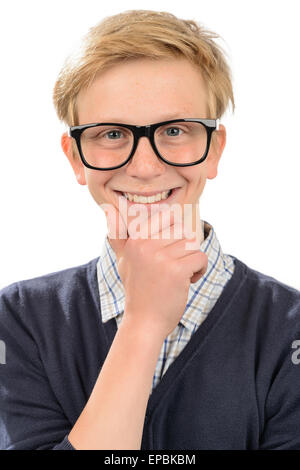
[1,10,300,450]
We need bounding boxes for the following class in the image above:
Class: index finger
[128,203,182,240]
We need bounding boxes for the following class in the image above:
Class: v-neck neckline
[89,254,247,421]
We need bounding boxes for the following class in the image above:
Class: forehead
[76,57,208,124]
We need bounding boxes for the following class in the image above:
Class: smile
[114,187,180,205]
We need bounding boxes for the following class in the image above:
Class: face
[61,57,226,241]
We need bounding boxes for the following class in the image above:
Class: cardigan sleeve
[0,283,75,450]
[52,435,76,450]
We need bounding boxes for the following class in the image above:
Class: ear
[61,132,87,186]
[206,124,226,180]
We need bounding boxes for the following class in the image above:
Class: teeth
[122,190,172,203]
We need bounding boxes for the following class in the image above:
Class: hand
[106,205,208,340]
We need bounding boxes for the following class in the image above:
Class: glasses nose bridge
[135,124,152,141]
[133,124,157,156]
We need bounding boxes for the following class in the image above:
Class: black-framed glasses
[68,118,220,171]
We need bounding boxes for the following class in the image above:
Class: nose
[126,136,165,177]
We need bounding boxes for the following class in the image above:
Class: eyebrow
[151,112,190,122]
[93,112,191,124]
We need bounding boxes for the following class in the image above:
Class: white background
[0,0,299,290]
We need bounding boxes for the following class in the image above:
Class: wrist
[120,311,167,347]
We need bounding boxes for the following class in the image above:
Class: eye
[105,129,123,139]
[165,127,183,137]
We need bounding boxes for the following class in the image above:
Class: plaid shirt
[97,219,235,394]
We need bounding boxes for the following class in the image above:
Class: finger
[128,205,180,240]
[179,250,208,281]
[161,234,202,257]
[190,271,205,283]
[148,204,183,238]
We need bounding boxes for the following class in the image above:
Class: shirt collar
[97,219,232,331]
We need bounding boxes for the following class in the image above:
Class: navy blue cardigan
[0,255,300,450]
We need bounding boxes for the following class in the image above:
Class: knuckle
[201,251,209,266]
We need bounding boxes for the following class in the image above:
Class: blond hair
[53,10,235,127]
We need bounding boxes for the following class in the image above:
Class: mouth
[114,187,181,206]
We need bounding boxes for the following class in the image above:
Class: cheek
[186,170,207,203]
[85,172,111,204]
[180,167,206,191]
[197,169,208,193]
[197,177,206,196]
